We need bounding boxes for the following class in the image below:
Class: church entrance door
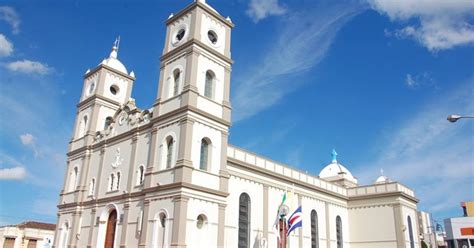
[104,210,117,248]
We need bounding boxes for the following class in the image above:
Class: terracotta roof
[17,221,56,231]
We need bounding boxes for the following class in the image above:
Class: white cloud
[0,33,13,57]
[354,80,474,218]
[0,6,20,34]
[233,2,363,121]
[246,0,287,22]
[0,167,27,180]
[5,60,52,75]
[20,133,35,145]
[368,0,474,51]
[405,72,435,89]
[20,133,40,157]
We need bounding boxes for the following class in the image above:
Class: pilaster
[263,185,269,242]
[138,200,151,247]
[171,195,189,248]
[120,203,131,247]
[126,133,139,192]
[325,202,331,248]
[69,211,82,247]
[174,118,195,183]
[77,152,92,202]
[87,208,96,248]
[217,203,226,247]
[94,145,107,199]
[393,203,405,247]
[144,127,158,188]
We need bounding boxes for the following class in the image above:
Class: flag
[273,191,287,241]
[287,206,302,236]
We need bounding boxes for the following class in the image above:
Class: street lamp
[447,115,474,123]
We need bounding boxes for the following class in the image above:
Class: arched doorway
[104,210,117,248]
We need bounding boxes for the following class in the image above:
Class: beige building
[0,221,55,248]
[53,0,420,247]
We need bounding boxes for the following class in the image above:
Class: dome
[100,45,127,74]
[374,175,390,184]
[319,149,357,183]
[319,162,355,179]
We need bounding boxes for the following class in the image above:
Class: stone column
[171,196,189,248]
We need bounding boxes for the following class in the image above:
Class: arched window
[116,172,121,190]
[238,193,251,248]
[137,165,145,186]
[69,167,78,192]
[109,173,115,191]
[104,116,113,130]
[336,216,343,248]
[196,214,207,229]
[199,138,210,170]
[89,178,95,196]
[166,137,174,169]
[204,70,214,98]
[173,69,181,96]
[408,216,415,248]
[59,222,70,248]
[79,115,88,137]
[311,210,319,248]
[153,212,167,248]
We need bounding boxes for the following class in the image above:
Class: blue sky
[0,0,472,227]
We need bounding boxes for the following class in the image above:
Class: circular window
[196,214,207,229]
[207,30,218,45]
[110,85,119,95]
[175,29,186,43]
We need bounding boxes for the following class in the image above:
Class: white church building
[54,1,420,247]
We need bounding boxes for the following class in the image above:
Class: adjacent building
[54,0,421,247]
[0,221,55,248]
[444,202,474,248]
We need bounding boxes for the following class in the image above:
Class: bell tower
[62,40,136,208]
[153,0,233,122]
[70,40,136,151]
[149,2,234,247]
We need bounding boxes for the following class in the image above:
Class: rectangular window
[3,238,15,248]
[27,239,37,248]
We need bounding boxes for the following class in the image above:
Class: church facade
[53,1,420,248]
